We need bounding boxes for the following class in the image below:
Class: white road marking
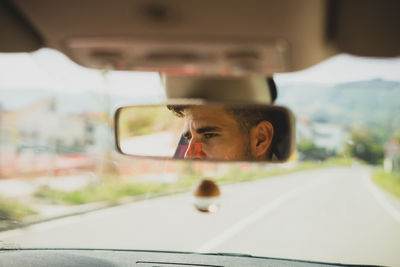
[195,180,320,253]
[366,176,400,224]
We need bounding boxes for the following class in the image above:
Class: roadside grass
[0,196,38,222]
[216,163,315,184]
[33,157,354,206]
[35,182,172,205]
[34,176,202,206]
[324,156,354,166]
[217,157,354,184]
[372,170,400,198]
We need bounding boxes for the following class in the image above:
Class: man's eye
[184,135,192,141]
[204,133,218,139]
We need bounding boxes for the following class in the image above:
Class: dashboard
[0,249,382,267]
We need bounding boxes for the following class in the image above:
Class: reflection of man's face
[182,106,252,160]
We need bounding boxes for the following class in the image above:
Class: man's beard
[242,136,253,160]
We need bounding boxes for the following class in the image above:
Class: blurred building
[297,117,348,153]
[0,98,105,178]
[1,98,105,154]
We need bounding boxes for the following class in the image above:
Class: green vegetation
[345,129,384,165]
[217,158,353,184]
[0,196,37,222]
[372,170,400,198]
[324,156,354,167]
[34,179,197,205]
[297,138,336,161]
[118,106,183,138]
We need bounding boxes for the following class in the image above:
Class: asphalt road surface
[1,166,400,266]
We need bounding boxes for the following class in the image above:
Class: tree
[297,138,335,161]
[345,131,384,165]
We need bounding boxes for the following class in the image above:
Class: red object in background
[0,154,96,179]
[174,144,188,158]
[173,135,189,159]
[385,138,400,156]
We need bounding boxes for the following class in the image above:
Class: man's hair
[167,105,187,118]
[226,108,271,134]
[167,105,272,133]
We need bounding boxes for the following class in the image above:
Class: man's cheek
[203,142,226,158]
[201,143,218,158]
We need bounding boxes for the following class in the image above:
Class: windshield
[0,49,400,266]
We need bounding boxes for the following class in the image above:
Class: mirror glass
[115,103,295,162]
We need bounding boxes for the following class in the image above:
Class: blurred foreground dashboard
[0,249,383,267]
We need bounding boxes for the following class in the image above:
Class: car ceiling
[1,0,399,74]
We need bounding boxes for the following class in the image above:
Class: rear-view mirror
[115,102,295,162]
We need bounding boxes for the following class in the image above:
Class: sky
[0,49,165,98]
[274,54,400,84]
[0,48,399,97]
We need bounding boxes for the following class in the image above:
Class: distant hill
[276,79,400,141]
[1,79,399,142]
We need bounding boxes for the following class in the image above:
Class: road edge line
[194,180,319,253]
[366,175,400,224]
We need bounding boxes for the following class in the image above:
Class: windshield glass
[0,49,400,266]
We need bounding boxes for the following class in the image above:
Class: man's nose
[184,141,205,159]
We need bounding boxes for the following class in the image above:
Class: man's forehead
[184,106,235,127]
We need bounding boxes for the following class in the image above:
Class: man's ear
[252,121,274,159]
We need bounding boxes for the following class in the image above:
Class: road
[1,166,400,266]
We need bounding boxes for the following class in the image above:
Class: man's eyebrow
[182,126,222,139]
[196,126,222,134]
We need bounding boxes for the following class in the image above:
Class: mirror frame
[114,100,296,163]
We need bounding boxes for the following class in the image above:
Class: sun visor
[162,75,276,104]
